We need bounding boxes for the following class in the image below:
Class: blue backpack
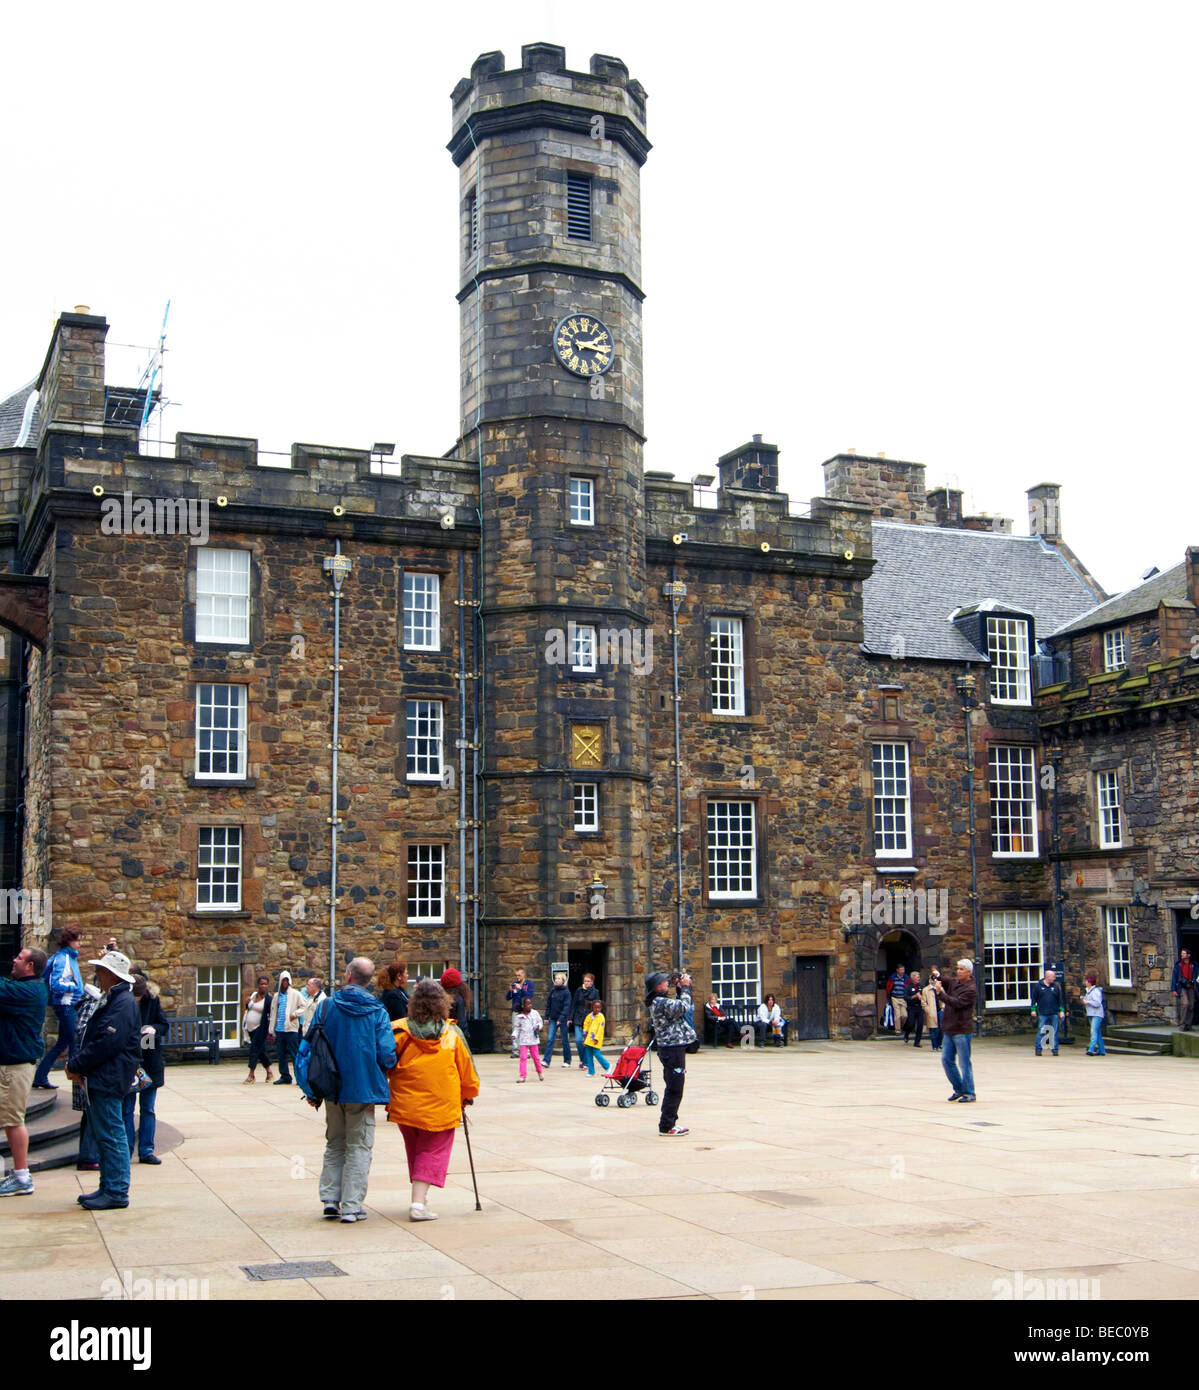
[297,1000,341,1105]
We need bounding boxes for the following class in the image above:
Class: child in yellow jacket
[581,999,612,1077]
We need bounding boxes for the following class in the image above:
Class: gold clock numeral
[594,351,610,367]
[578,360,591,375]
[578,317,591,334]
[568,354,581,372]
[567,319,579,334]
[557,336,571,352]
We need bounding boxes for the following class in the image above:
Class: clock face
[552,314,615,377]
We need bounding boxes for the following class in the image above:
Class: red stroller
[595,1040,659,1109]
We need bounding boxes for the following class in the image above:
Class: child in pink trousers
[512,996,544,1081]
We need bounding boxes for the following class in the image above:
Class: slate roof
[0,381,40,448]
[863,522,1101,662]
[1051,561,1192,637]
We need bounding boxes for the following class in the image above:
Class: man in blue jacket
[297,956,396,1224]
[33,927,84,1089]
[68,949,142,1210]
[0,945,49,1197]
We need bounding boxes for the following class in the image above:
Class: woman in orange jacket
[386,978,480,1222]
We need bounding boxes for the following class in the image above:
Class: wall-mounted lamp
[587,876,607,921]
[955,673,978,709]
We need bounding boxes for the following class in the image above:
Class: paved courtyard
[6,1037,1199,1301]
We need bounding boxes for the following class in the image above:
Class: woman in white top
[1082,971,1106,1056]
[241,975,274,1084]
[756,994,786,1047]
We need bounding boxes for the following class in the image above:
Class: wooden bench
[705,1003,789,1047]
[163,1014,220,1064]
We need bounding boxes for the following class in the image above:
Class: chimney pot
[74,304,91,314]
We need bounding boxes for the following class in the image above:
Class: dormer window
[1103,628,1127,672]
[987,616,1031,705]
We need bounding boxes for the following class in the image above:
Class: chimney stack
[1027,483,1062,543]
[36,309,108,433]
[821,452,933,524]
[718,436,780,493]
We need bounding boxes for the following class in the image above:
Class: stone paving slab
[6,1038,1199,1300]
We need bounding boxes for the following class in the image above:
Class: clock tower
[448,45,652,1021]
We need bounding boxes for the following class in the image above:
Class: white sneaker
[561,1062,570,1068]
[409,1203,439,1222]
[0,1172,33,1197]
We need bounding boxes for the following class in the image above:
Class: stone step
[25,1134,85,1173]
[0,1094,82,1160]
[1103,1043,1172,1056]
[1106,1026,1180,1043]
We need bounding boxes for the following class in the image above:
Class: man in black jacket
[68,949,141,1210]
[0,946,49,1197]
[570,972,599,1071]
[1031,969,1065,1056]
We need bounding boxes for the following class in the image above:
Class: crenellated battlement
[10,427,483,543]
[643,471,873,570]
[448,46,649,168]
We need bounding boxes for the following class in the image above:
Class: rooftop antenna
[136,300,170,449]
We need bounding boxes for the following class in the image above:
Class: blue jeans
[941,1033,974,1098]
[87,1091,131,1201]
[276,1032,298,1080]
[34,1003,77,1085]
[123,1084,158,1156]
[1036,1015,1060,1052]
[1088,1016,1106,1055]
[78,1109,99,1164]
[541,1019,572,1065]
[574,1024,587,1062]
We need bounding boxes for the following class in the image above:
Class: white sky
[3,0,1196,596]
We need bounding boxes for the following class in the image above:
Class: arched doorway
[875,929,922,1034]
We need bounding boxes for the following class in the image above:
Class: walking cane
[461,1106,482,1211]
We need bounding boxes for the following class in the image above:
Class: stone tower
[448,45,652,1021]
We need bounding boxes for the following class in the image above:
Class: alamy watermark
[0,886,51,928]
[101,1271,210,1300]
[100,491,210,546]
[839,878,948,934]
[993,1269,1100,1300]
[544,621,653,676]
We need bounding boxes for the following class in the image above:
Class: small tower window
[567,173,592,241]
[466,188,479,258]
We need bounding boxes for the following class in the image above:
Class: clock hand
[574,337,611,351]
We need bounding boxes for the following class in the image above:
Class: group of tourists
[241,972,327,1084]
[0,930,165,1207]
[9,929,1199,1222]
[703,993,787,1047]
[504,968,613,1078]
[296,958,479,1222]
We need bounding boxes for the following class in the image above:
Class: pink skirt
[399,1124,456,1188]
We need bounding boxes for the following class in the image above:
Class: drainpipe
[323,541,351,993]
[1047,740,1068,1041]
[457,551,468,981]
[668,564,685,969]
[471,551,482,1016]
[956,670,982,1033]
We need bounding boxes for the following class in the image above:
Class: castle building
[0,45,1194,1044]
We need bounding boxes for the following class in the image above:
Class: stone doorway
[875,929,921,1035]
